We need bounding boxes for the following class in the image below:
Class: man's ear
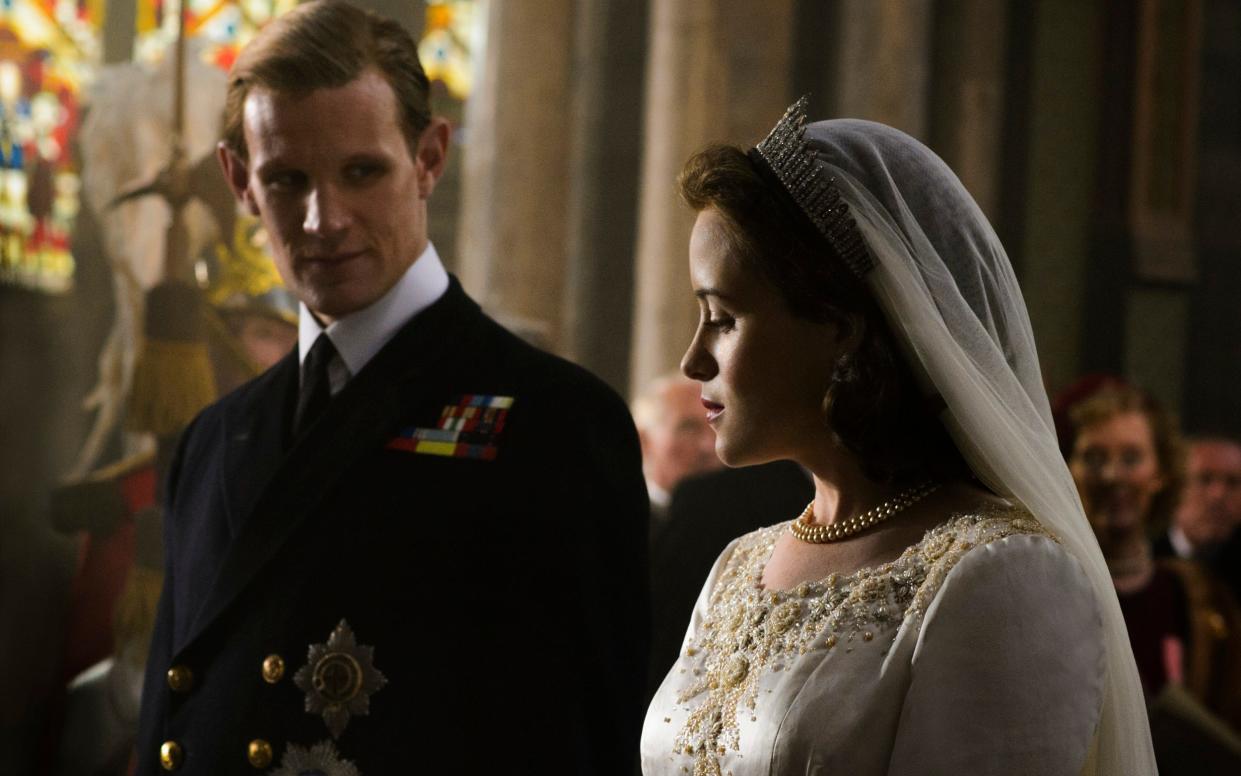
[217,141,259,216]
[413,117,451,199]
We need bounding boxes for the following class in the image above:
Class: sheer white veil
[797,118,1155,774]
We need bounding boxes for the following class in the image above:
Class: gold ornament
[293,620,388,739]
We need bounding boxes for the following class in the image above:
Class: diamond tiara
[748,96,874,278]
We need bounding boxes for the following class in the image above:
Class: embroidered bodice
[641,507,1106,776]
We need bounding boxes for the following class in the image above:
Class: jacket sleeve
[561,385,651,774]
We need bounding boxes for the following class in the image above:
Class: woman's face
[1068,410,1166,540]
[680,208,844,467]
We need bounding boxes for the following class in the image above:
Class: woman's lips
[702,398,725,423]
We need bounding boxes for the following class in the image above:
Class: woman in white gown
[640,100,1157,776]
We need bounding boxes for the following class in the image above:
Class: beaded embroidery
[672,507,1054,776]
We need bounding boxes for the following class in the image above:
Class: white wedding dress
[641,506,1104,775]
[644,109,1155,774]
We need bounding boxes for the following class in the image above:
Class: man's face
[1176,440,1241,548]
[640,380,722,493]
[219,69,447,323]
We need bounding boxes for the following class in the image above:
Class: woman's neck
[1097,531,1148,562]
[801,445,898,527]
[1101,534,1154,593]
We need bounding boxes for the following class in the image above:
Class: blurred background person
[1057,377,1241,768]
[1157,437,1241,562]
[634,374,810,704]
[632,373,721,534]
[1173,436,1241,613]
[645,460,812,704]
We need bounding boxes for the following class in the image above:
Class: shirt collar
[298,241,450,377]
[647,481,670,510]
[1168,525,1195,559]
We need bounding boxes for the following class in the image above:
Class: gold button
[261,654,285,684]
[166,665,194,693]
[159,740,183,771]
[247,739,273,769]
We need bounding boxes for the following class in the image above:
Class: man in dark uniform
[134,3,649,773]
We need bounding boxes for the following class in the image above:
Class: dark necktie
[294,334,338,436]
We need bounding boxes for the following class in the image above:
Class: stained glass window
[133,0,296,71]
[418,0,485,271]
[0,0,101,293]
[419,0,483,101]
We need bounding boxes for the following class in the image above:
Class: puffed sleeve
[886,534,1105,775]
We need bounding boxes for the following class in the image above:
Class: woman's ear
[835,313,866,352]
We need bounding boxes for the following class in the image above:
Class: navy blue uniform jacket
[135,279,650,774]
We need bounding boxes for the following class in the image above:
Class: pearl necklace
[789,481,940,543]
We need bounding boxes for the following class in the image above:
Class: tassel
[115,504,166,665]
[113,564,166,665]
[125,281,218,435]
[125,338,217,434]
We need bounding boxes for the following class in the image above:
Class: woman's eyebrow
[694,288,737,303]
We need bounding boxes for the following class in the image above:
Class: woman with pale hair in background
[1057,378,1241,764]
[640,99,1155,775]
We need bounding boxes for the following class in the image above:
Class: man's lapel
[219,351,298,541]
[179,280,482,653]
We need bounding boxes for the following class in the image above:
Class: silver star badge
[293,619,387,738]
[266,739,360,776]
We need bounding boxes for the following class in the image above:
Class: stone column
[829,0,934,140]
[1018,0,1104,392]
[1183,0,1241,434]
[456,0,575,351]
[562,0,649,395]
[629,0,796,395]
[927,0,1008,219]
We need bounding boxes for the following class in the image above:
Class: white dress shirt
[1167,525,1195,559]
[297,242,450,395]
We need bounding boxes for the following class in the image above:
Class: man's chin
[301,281,384,321]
